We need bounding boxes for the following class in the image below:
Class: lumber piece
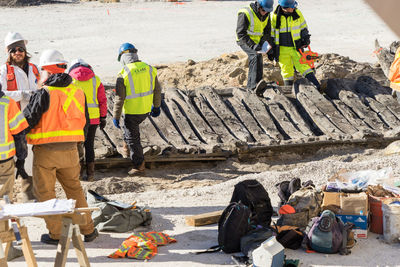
[192,94,236,143]
[374,40,397,78]
[326,79,387,131]
[375,94,400,121]
[185,210,223,226]
[259,97,307,140]
[233,88,284,141]
[297,81,356,137]
[225,97,272,143]
[168,89,221,144]
[150,99,187,147]
[197,87,252,142]
[267,90,314,137]
[365,97,400,128]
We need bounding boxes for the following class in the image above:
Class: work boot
[84,228,98,242]
[17,176,35,203]
[305,72,322,92]
[255,80,268,97]
[128,161,145,176]
[79,160,85,181]
[7,243,23,261]
[86,162,95,182]
[283,80,294,86]
[40,234,59,245]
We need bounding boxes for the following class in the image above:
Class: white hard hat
[69,58,88,67]
[39,49,68,67]
[4,32,27,48]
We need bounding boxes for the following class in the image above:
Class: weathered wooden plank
[163,93,203,145]
[375,40,397,78]
[326,79,388,131]
[225,97,272,143]
[198,87,252,142]
[365,97,400,128]
[298,82,356,137]
[267,90,314,136]
[259,97,307,140]
[375,94,400,121]
[331,99,372,132]
[233,88,284,141]
[150,101,187,147]
[192,94,236,143]
[185,210,223,226]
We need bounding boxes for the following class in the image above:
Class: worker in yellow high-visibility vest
[113,43,162,176]
[236,0,275,92]
[271,0,321,90]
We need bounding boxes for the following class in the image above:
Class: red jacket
[69,66,107,125]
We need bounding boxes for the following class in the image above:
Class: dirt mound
[156,51,387,90]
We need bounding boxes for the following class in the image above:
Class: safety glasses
[10,47,25,54]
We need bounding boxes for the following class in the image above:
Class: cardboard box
[322,192,368,215]
[336,214,368,239]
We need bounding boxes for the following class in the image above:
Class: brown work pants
[32,143,94,240]
[0,159,15,198]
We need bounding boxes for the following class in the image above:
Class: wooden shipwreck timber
[94,74,400,167]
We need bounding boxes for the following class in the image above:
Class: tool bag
[303,210,354,255]
[230,179,273,227]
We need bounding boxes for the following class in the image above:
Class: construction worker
[68,59,107,181]
[389,46,400,103]
[0,32,40,201]
[271,0,321,90]
[236,0,275,92]
[23,49,98,245]
[113,43,162,176]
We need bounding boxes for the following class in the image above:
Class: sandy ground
[2,0,400,266]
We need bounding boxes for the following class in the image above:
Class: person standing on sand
[23,49,98,245]
[236,0,275,93]
[112,43,162,176]
[68,58,107,182]
[271,0,321,91]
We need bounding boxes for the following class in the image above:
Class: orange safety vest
[26,84,86,145]
[389,47,400,91]
[0,95,29,160]
[6,63,40,109]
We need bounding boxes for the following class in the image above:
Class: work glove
[252,44,261,52]
[15,159,29,179]
[112,118,121,129]
[22,90,33,101]
[392,90,397,99]
[150,106,161,118]
[100,117,107,130]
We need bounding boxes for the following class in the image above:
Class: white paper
[0,199,76,219]
[257,41,272,54]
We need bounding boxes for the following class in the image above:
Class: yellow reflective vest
[119,62,157,115]
[26,85,86,145]
[271,9,307,47]
[237,5,270,45]
[72,76,101,120]
[0,96,28,160]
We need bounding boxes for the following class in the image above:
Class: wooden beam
[185,210,223,226]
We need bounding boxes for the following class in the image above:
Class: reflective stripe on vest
[237,5,269,44]
[390,49,400,91]
[26,85,85,145]
[272,9,307,46]
[0,97,15,160]
[120,62,156,115]
[72,76,100,120]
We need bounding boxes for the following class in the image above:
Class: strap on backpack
[194,245,221,254]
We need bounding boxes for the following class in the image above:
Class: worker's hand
[15,159,29,179]
[100,117,107,130]
[22,90,33,101]
[112,118,121,129]
[150,106,161,118]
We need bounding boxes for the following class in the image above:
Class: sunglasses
[10,47,25,53]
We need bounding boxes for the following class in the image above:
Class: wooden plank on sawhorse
[0,220,37,267]
[185,210,223,226]
[54,216,90,267]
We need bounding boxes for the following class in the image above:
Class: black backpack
[230,180,273,227]
[196,202,251,254]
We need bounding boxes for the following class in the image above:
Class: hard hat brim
[40,60,68,68]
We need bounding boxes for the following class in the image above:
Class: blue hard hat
[278,0,297,8]
[257,0,274,12]
[118,42,138,61]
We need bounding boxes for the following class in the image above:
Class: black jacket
[236,1,274,51]
[23,73,90,137]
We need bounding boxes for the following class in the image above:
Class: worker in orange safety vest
[389,46,400,102]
